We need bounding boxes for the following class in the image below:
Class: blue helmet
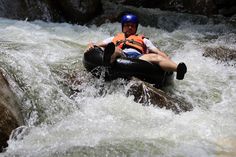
[121,14,139,24]
[121,14,139,29]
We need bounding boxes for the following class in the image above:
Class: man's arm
[86,37,114,52]
[87,41,107,49]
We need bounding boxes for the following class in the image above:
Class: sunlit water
[0,17,236,157]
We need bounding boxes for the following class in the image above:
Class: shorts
[123,51,142,59]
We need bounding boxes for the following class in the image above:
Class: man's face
[122,22,137,37]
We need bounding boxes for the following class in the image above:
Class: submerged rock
[127,78,193,113]
[66,72,192,113]
[0,70,24,152]
[203,46,236,63]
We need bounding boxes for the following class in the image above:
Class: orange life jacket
[112,33,147,54]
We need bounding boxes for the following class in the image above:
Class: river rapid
[0,17,236,157]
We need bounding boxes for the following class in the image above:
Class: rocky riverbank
[0,0,235,26]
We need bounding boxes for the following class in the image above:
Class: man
[87,14,187,80]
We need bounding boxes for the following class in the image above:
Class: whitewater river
[0,17,236,157]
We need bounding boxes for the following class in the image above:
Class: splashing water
[0,17,236,157]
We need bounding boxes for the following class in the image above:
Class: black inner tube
[83,46,173,87]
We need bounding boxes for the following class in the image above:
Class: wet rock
[109,0,236,16]
[55,0,102,24]
[0,0,235,25]
[0,0,60,21]
[92,1,208,32]
[0,0,102,23]
[1,0,236,23]
[203,46,236,62]
[127,78,193,113]
[182,0,217,16]
[0,70,24,152]
[109,0,217,15]
[229,14,236,26]
[215,0,236,16]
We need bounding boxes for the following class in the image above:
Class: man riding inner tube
[86,13,187,80]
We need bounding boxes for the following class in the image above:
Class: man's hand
[84,42,95,53]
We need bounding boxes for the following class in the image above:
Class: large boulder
[0,0,102,23]
[0,0,59,21]
[0,0,235,24]
[92,1,208,31]
[109,0,236,16]
[0,0,26,19]
[0,70,24,152]
[55,0,102,23]
[182,0,217,15]
[215,0,236,16]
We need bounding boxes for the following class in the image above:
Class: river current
[0,17,236,157]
